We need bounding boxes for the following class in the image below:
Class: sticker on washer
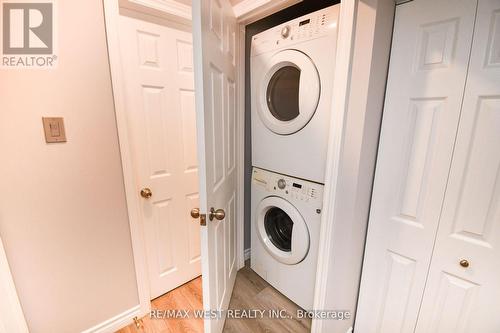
[253,177,267,186]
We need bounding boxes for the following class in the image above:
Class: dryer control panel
[252,167,324,205]
[251,5,339,56]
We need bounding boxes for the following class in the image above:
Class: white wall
[0,0,139,332]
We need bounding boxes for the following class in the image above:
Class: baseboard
[244,248,251,261]
[81,305,141,333]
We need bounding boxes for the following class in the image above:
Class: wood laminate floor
[224,263,311,333]
[116,277,204,333]
[116,262,310,333]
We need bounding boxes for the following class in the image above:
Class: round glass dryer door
[258,49,320,135]
[256,196,310,265]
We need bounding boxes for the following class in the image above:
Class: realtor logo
[2,1,57,68]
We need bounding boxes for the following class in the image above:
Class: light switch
[42,117,66,143]
[49,122,60,136]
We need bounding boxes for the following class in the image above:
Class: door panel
[376,251,416,333]
[421,272,479,332]
[192,0,238,332]
[355,0,477,332]
[415,1,500,331]
[119,16,201,299]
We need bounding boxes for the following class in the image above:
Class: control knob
[281,25,291,39]
[277,179,286,189]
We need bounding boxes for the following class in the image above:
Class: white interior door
[118,16,201,299]
[192,0,238,332]
[355,0,477,332]
[415,0,500,331]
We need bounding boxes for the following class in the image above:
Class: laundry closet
[356,0,500,332]
[105,2,356,332]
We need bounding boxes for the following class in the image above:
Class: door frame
[312,1,358,331]
[312,0,397,332]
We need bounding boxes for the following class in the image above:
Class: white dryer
[251,167,323,310]
[251,5,339,184]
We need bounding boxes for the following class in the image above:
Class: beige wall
[0,0,139,332]
[229,0,245,6]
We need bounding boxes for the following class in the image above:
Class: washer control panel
[252,167,324,204]
[251,5,339,56]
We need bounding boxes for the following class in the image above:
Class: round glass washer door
[256,196,310,265]
[258,49,320,135]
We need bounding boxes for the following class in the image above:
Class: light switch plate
[42,117,66,143]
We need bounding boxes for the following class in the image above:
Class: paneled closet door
[354,0,477,332]
[415,1,500,332]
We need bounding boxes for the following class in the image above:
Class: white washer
[251,167,323,310]
[251,5,339,184]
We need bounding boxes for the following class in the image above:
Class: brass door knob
[459,259,470,268]
[190,208,200,219]
[209,207,225,221]
[140,188,152,199]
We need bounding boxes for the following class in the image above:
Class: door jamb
[312,0,397,332]
[236,22,246,271]
[312,1,358,331]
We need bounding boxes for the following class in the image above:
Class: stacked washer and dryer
[250,5,340,310]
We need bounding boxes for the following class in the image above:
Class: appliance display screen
[292,183,302,189]
[299,19,310,26]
